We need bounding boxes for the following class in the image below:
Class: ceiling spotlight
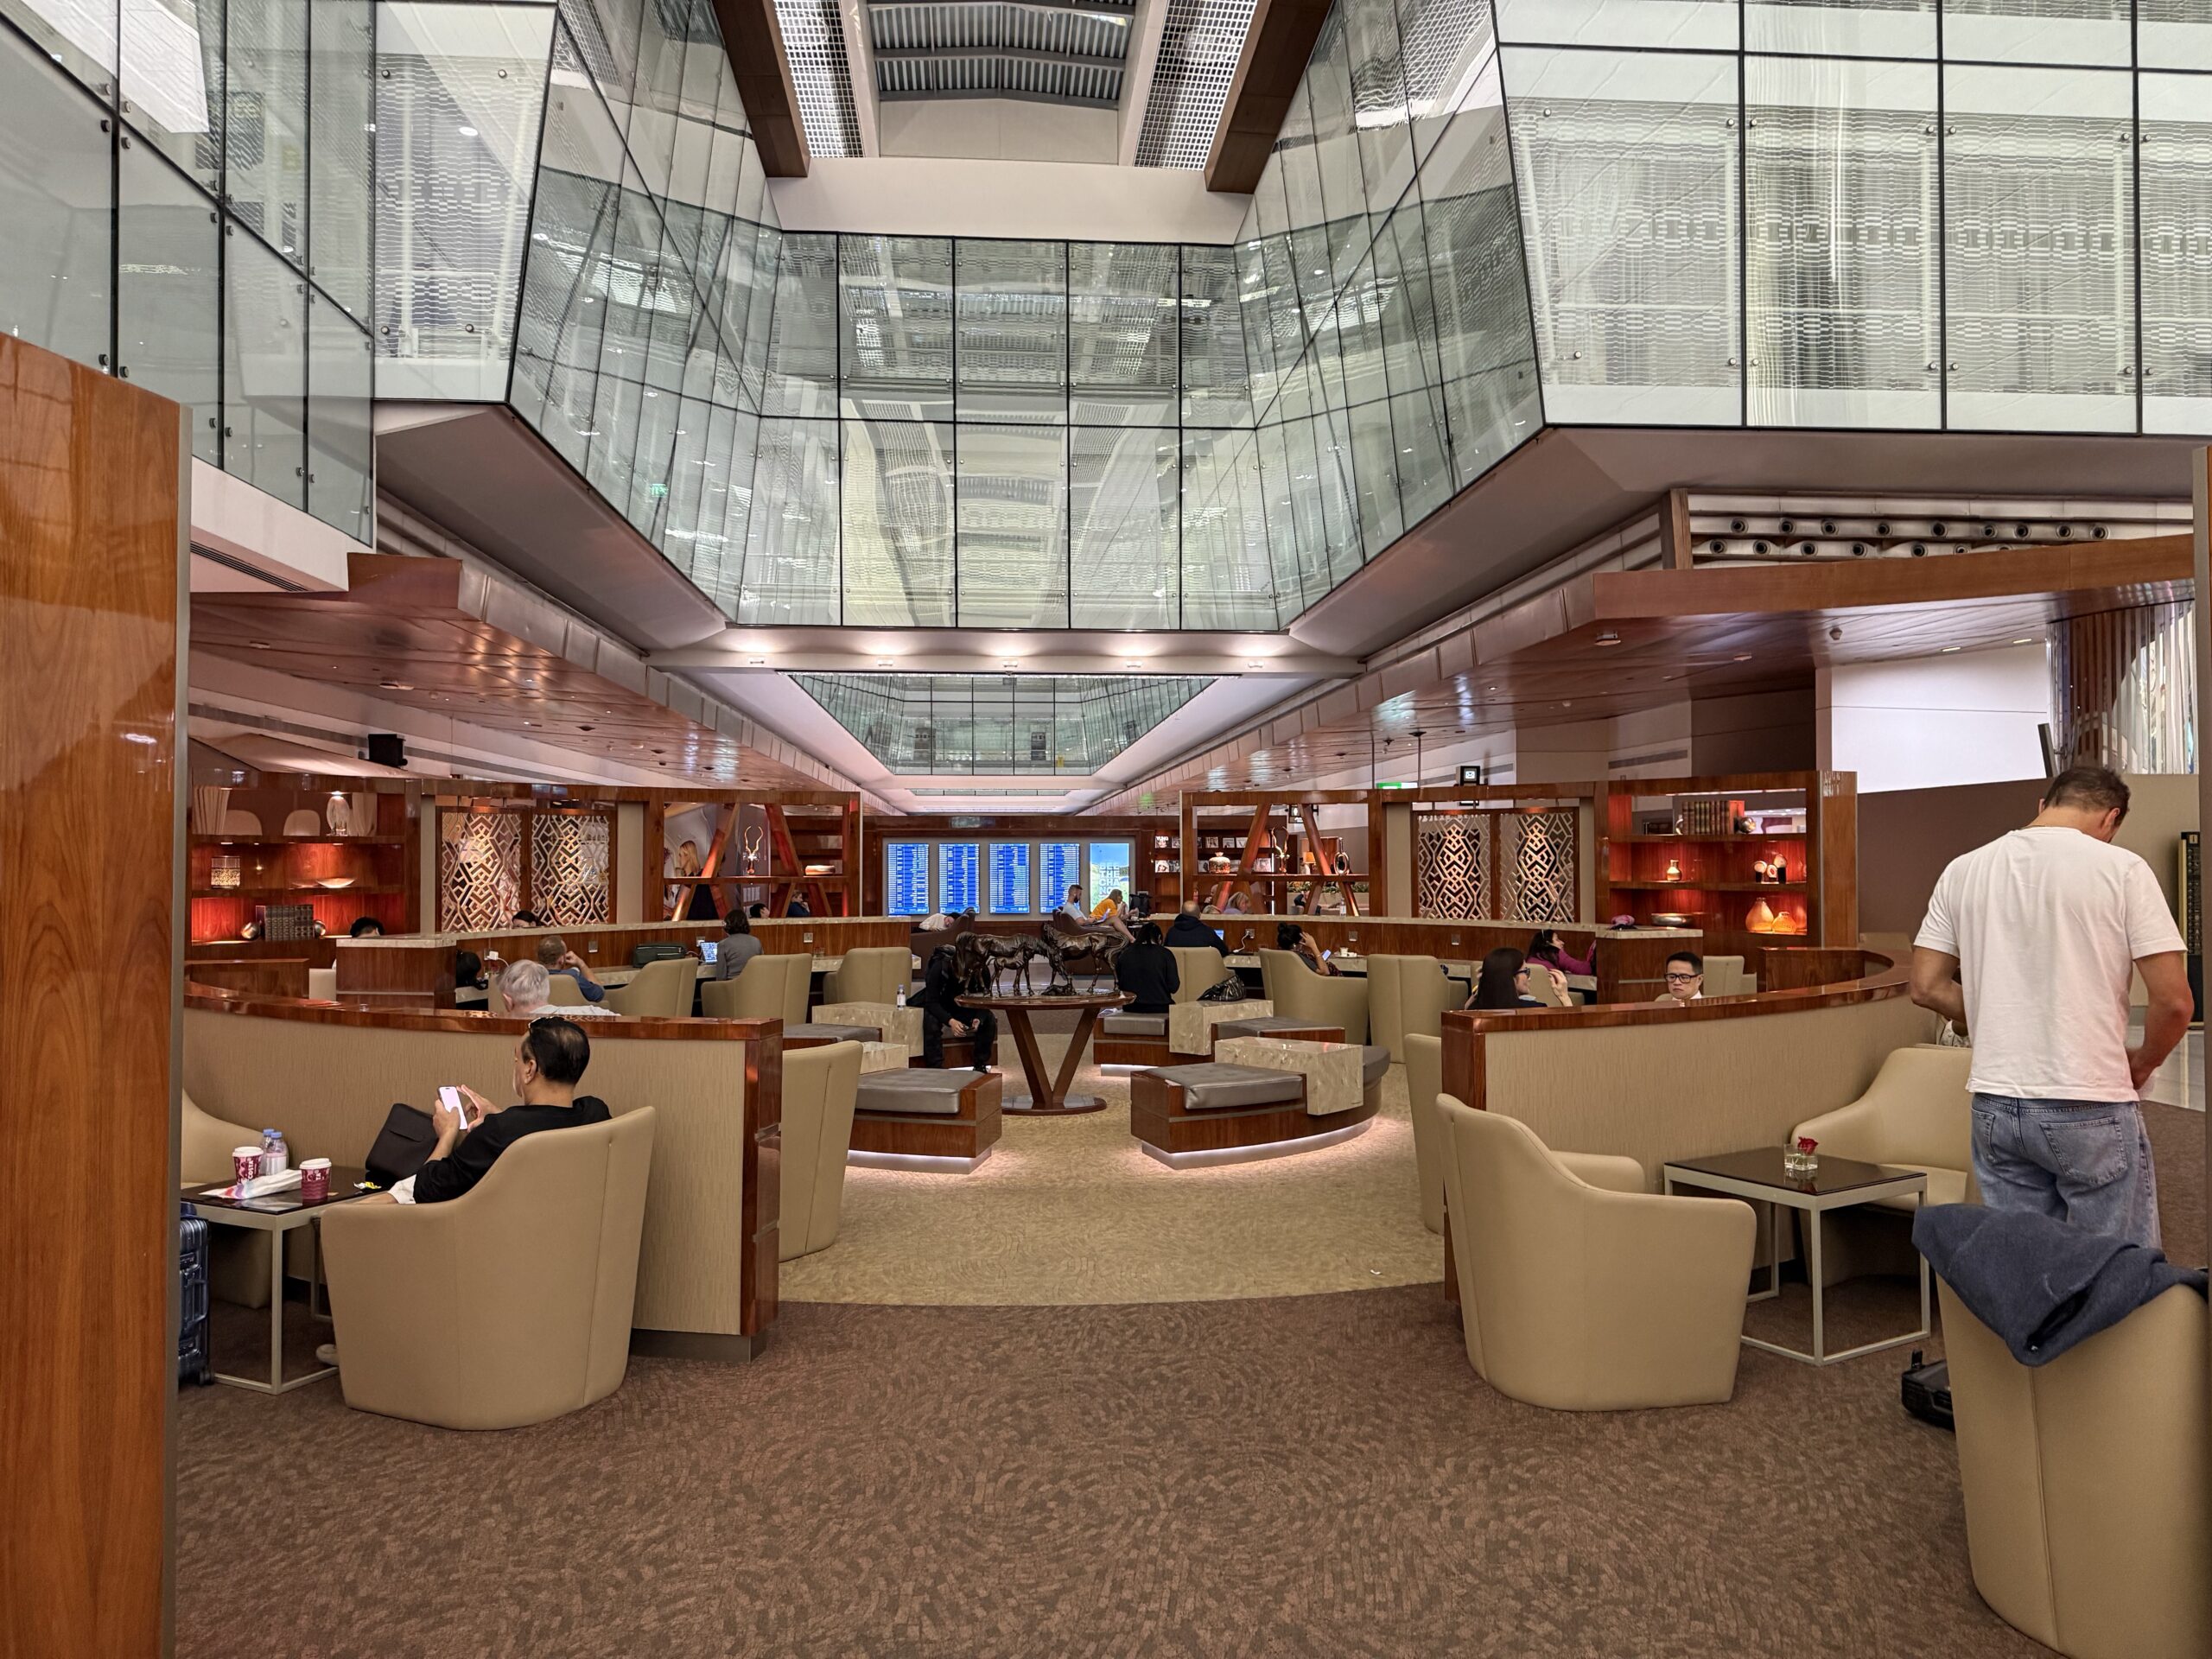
[747,658,766,666]
[1941,645,1962,653]
[2012,637,2036,646]
[458,124,478,137]
[874,659,893,669]
[1732,653,1752,663]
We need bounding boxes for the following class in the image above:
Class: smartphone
[437,1085,467,1132]
[1322,949,1333,962]
[698,938,719,963]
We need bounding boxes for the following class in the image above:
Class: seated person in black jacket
[918,944,995,1070]
[1113,921,1179,1014]
[1162,901,1228,956]
[388,1017,613,1205]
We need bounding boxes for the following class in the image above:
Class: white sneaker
[314,1342,340,1368]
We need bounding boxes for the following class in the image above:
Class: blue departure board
[988,843,1031,914]
[940,842,980,913]
[886,843,930,914]
[1039,842,1080,913]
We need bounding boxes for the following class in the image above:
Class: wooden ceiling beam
[1203,0,1331,194]
[709,0,812,178]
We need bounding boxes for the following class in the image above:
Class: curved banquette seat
[184,988,783,1357]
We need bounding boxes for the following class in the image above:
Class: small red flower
[1796,1136,1818,1154]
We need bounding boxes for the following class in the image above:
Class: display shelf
[1609,880,1808,893]
[190,882,404,899]
[1612,832,1807,844]
[188,833,408,846]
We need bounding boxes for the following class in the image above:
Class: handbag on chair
[364,1103,440,1187]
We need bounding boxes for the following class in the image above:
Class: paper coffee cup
[300,1158,331,1202]
[233,1147,263,1187]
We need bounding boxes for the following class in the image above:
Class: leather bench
[785,1021,882,1047]
[1096,1008,1172,1068]
[1208,1014,1345,1052]
[851,1065,1001,1169]
[1131,1061,1351,1165]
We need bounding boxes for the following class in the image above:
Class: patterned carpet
[782,1029,1440,1305]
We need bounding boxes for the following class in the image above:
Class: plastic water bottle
[895,984,907,1008]
[260,1128,289,1177]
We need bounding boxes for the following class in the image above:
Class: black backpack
[364,1103,440,1186]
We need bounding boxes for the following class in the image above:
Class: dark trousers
[923,1007,995,1068]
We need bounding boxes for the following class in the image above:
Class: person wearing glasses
[1467,947,1551,1010]
[1656,951,1705,1005]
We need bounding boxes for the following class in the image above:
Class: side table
[185,1166,375,1393]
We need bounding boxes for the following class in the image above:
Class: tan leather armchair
[1702,955,1756,996]
[307,967,337,1001]
[1939,1280,2209,1659]
[545,974,588,1007]
[1438,1096,1754,1410]
[780,1040,861,1261]
[826,945,911,1006]
[700,954,810,1027]
[1793,1044,1972,1210]
[1257,949,1369,1044]
[604,956,696,1018]
[1169,946,1230,1002]
[1366,955,1458,1059]
[1403,1033,1445,1233]
[320,1109,657,1430]
[184,1091,276,1307]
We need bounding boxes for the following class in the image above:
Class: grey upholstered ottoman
[786,1022,882,1047]
[850,1065,1002,1169]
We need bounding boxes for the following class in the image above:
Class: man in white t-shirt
[1910,766,2190,1247]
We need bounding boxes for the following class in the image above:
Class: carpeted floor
[782,1032,1440,1305]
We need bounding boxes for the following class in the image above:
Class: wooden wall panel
[0,338,181,1657]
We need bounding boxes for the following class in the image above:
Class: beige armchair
[780,1040,861,1261]
[826,944,911,1006]
[1793,1044,1972,1210]
[1939,1280,2209,1659]
[307,967,336,1001]
[700,954,810,1027]
[545,973,588,1007]
[183,1091,276,1307]
[1257,949,1369,1045]
[603,956,696,1018]
[1169,946,1230,1002]
[1364,955,1459,1061]
[1702,955,1756,997]
[320,1109,656,1430]
[1439,1096,1754,1410]
[1404,1033,1445,1233]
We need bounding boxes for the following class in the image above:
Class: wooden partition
[0,339,181,1656]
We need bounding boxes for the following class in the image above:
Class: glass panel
[839,232,951,421]
[760,229,836,417]
[224,217,308,505]
[1496,0,1737,49]
[740,416,839,623]
[2143,0,2212,70]
[624,0,683,195]
[1389,385,1453,525]
[511,111,617,469]
[956,238,1066,424]
[1068,242,1177,426]
[1069,427,1177,629]
[1306,12,1371,290]
[1402,0,1497,169]
[955,423,1067,627]
[1179,242,1251,428]
[308,294,373,537]
[124,0,226,193]
[1943,64,2134,435]
[1348,393,1404,555]
[843,417,952,626]
[373,3,554,401]
[0,22,111,369]
[2137,73,2212,435]
[1344,0,1413,222]
[1418,84,1541,486]
[309,0,373,321]
[1504,46,1741,426]
[1745,55,1939,429]
[1180,428,1277,631]
[228,0,311,265]
[1745,0,1933,59]
[1942,0,2130,69]
[118,138,220,463]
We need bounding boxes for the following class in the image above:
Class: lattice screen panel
[531,812,613,927]
[439,811,521,931]
[1505,810,1577,924]
[1415,815,1491,918]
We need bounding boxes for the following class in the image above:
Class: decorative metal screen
[439,811,521,931]
[1415,815,1492,918]
[1505,810,1578,923]
[531,812,613,927]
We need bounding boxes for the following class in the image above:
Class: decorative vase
[1746,898,1777,932]
[1664,858,1681,883]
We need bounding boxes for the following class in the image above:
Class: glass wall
[0,0,375,538]
[791,674,1211,774]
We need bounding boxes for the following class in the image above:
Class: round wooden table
[957,988,1131,1114]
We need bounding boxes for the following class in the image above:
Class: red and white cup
[299,1159,331,1204]
[232,1147,264,1188]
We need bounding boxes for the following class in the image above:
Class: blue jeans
[1969,1094,2161,1249]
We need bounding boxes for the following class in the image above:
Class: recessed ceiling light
[2012,637,2036,645]
[458,124,478,137]
[249,640,270,650]
[1732,654,1752,663]
[1941,645,1962,653]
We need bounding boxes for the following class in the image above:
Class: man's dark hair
[1134,920,1162,946]
[724,911,751,935]
[2044,765,2131,820]
[348,915,383,938]
[523,1016,591,1084]
[454,949,482,986]
[1666,950,1704,975]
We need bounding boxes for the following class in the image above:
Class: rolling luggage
[178,1201,210,1387]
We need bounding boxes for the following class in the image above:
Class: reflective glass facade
[0,0,376,538]
[794,674,1212,773]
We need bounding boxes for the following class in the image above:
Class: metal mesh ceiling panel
[1131,0,1256,167]
[774,0,865,155]
[871,0,1136,107]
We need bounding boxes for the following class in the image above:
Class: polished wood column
[0,338,183,1657]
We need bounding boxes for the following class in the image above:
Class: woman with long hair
[1468,947,1543,1010]
[1276,921,1338,976]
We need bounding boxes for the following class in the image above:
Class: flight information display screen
[886,843,930,914]
[988,842,1031,913]
[939,842,980,914]
[1039,842,1080,912]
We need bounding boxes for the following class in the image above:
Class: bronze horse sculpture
[950,931,1048,996]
